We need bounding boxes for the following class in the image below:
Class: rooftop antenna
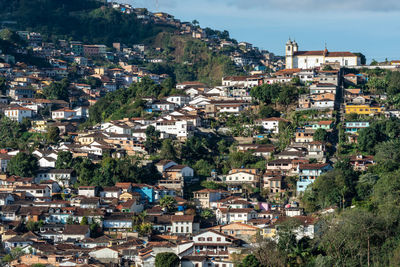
[156,0,159,11]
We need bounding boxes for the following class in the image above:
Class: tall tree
[7,152,38,177]
[155,252,179,267]
[144,125,161,154]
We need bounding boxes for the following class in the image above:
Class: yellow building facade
[345,104,382,115]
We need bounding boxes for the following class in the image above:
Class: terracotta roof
[171,215,194,222]
[299,163,330,170]
[318,120,333,125]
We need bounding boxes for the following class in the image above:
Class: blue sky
[119,0,400,62]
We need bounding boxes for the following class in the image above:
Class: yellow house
[77,132,107,145]
[209,222,259,243]
[345,104,382,115]
[262,226,277,239]
[32,120,48,132]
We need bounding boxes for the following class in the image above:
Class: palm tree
[160,196,177,212]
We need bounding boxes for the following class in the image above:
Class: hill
[0,0,172,45]
[0,0,242,85]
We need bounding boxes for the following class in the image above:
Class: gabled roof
[299,163,330,170]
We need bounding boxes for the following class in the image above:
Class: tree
[259,105,280,118]
[194,159,214,177]
[80,216,88,225]
[159,139,176,160]
[26,220,42,232]
[7,152,38,177]
[66,216,74,225]
[200,209,215,220]
[358,127,381,153]
[155,252,180,267]
[144,125,161,154]
[254,239,286,267]
[313,128,328,142]
[239,254,260,267]
[46,126,60,144]
[366,77,387,94]
[55,151,74,169]
[42,79,70,101]
[159,195,177,212]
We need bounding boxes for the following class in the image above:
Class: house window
[207,237,212,241]
[217,237,221,241]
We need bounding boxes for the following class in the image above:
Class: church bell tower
[285,38,294,69]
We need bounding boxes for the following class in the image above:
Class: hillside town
[1,1,400,267]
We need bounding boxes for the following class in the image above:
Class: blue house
[296,163,332,193]
[132,184,155,203]
[344,121,370,133]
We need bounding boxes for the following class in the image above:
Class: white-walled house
[15,185,51,198]
[35,169,76,187]
[4,106,33,123]
[216,208,258,224]
[171,215,197,235]
[101,122,132,135]
[52,108,77,120]
[166,95,190,106]
[192,230,239,258]
[154,120,194,140]
[255,117,288,134]
[225,171,258,185]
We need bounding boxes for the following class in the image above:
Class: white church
[285,39,361,69]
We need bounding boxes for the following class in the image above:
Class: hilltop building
[285,39,361,69]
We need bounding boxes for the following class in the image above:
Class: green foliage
[46,126,60,144]
[26,220,43,232]
[8,152,38,177]
[155,252,180,267]
[0,117,38,149]
[301,159,357,212]
[80,216,88,225]
[159,139,176,160]
[42,78,70,101]
[259,105,280,118]
[1,0,168,46]
[200,180,223,190]
[239,254,260,267]
[55,151,74,169]
[357,118,400,154]
[144,125,161,154]
[313,128,328,142]
[2,247,25,262]
[228,151,261,169]
[88,77,161,124]
[200,208,215,220]
[159,196,177,212]
[251,83,298,106]
[194,160,214,177]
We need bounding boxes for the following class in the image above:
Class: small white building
[4,106,33,123]
[255,117,288,134]
[165,95,190,106]
[51,108,77,120]
[171,215,196,235]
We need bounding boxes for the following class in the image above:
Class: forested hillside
[0,0,168,45]
[0,0,241,84]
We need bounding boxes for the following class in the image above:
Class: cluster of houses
[1,0,399,264]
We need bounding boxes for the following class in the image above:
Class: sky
[118,0,400,62]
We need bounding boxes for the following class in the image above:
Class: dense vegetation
[258,117,400,266]
[147,33,242,85]
[0,0,168,45]
[55,151,160,186]
[0,0,242,85]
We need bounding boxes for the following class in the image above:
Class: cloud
[211,0,400,12]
